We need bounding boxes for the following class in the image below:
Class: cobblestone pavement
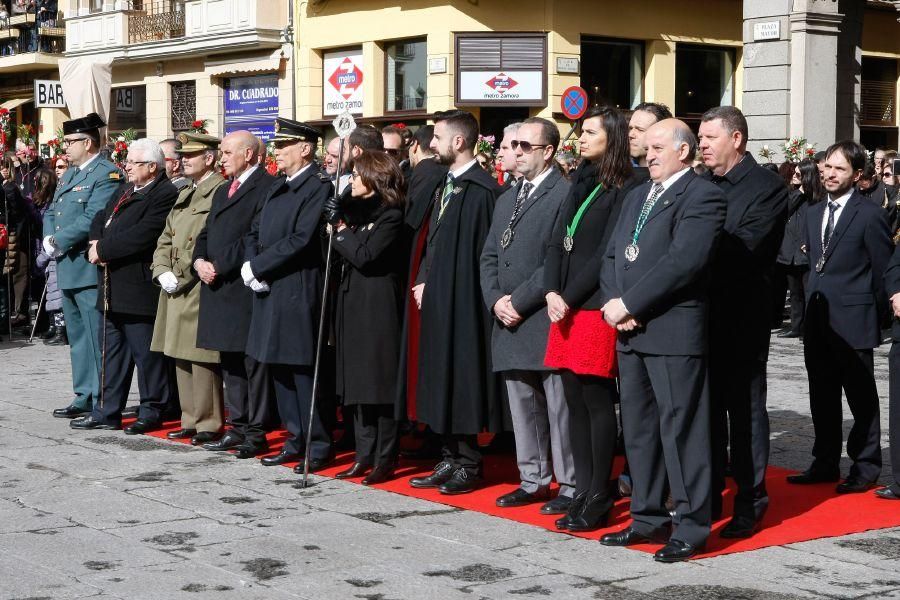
[1,335,898,600]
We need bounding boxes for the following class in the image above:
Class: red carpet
[138,420,900,558]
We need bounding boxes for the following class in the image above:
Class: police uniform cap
[272,118,321,144]
[62,112,106,136]
[176,132,221,154]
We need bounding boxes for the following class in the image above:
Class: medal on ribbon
[500,227,514,249]
[563,183,605,253]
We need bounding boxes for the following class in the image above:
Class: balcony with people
[0,0,65,67]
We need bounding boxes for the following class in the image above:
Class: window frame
[454,31,548,108]
[383,37,428,116]
[674,42,736,118]
[580,36,645,111]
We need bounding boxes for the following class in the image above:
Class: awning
[0,98,32,111]
[205,51,284,77]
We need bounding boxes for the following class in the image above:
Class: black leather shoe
[836,478,874,494]
[362,463,396,485]
[409,461,455,489]
[719,515,761,539]
[600,526,668,547]
[53,404,90,419]
[70,416,119,430]
[191,431,220,446]
[617,475,632,498]
[568,493,611,532]
[261,450,301,466]
[234,444,269,459]
[335,462,371,479]
[555,492,586,530]
[167,428,197,439]
[203,432,243,451]
[293,455,335,474]
[786,467,840,485]
[44,328,68,345]
[654,539,703,563]
[875,487,900,500]
[40,325,57,340]
[124,419,161,435]
[496,488,547,508]
[438,468,483,495]
[540,495,573,515]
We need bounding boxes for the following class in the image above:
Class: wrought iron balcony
[127,0,185,44]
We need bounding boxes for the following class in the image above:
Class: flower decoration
[265,141,278,176]
[109,128,137,169]
[16,123,35,146]
[476,134,496,158]
[46,126,65,157]
[0,108,10,153]
[390,122,407,129]
[191,119,210,134]
[758,144,775,163]
[556,139,579,162]
[781,137,816,163]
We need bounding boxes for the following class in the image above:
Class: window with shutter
[455,33,547,107]
[171,81,196,132]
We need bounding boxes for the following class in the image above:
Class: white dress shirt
[821,188,853,246]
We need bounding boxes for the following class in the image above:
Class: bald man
[599,119,727,562]
[194,130,278,458]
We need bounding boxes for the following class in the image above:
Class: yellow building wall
[295,0,743,124]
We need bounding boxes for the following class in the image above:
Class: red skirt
[544,309,618,378]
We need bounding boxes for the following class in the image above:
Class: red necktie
[228,178,240,198]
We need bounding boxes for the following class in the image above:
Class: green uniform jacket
[150,172,224,363]
[43,156,122,290]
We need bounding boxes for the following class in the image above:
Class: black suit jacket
[600,169,727,356]
[804,190,893,349]
[194,166,276,352]
[707,153,789,361]
[885,244,900,343]
[90,173,178,316]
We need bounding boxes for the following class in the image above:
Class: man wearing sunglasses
[43,113,120,421]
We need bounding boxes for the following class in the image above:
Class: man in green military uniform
[43,113,121,418]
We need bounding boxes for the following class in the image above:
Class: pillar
[644,40,676,111]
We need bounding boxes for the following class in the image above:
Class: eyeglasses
[349,171,360,180]
[125,159,153,166]
[385,148,401,156]
[62,137,89,147]
[510,140,551,153]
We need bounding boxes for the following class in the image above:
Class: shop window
[675,44,735,117]
[386,38,427,113]
[861,57,897,127]
[170,81,196,132]
[109,86,147,137]
[581,37,643,110]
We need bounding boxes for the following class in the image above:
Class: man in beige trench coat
[151,132,226,446]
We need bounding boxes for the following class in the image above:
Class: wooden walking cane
[298,111,357,489]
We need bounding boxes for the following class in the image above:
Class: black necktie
[823,201,839,247]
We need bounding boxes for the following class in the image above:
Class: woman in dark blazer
[330,151,406,485]
[543,106,638,531]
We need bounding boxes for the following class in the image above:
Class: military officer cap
[62,112,106,136]
[272,117,321,144]
[176,131,221,153]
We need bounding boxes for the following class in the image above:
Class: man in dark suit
[628,102,671,182]
[699,106,788,537]
[480,117,573,513]
[789,141,892,493]
[599,119,726,562]
[497,122,521,192]
[71,138,179,433]
[876,244,900,500]
[194,130,276,458]
[241,118,333,473]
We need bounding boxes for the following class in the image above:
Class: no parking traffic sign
[561,86,588,121]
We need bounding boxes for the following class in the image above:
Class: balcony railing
[0,9,65,57]
[127,0,184,44]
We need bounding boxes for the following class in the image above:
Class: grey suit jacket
[480,167,570,371]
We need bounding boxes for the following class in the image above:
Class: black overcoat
[90,173,178,316]
[706,154,788,361]
[194,167,276,352]
[776,189,811,267]
[412,164,502,435]
[244,166,331,366]
[332,200,405,406]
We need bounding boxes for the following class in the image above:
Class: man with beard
[407,110,501,495]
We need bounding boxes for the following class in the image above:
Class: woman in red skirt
[543,106,641,531]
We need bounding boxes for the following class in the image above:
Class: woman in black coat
[543,106,639,531]
[329,151,406,485]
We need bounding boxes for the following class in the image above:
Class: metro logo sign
[328,57,364,100]
[485,73,518,95]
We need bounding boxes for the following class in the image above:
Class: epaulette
[109,172,122,180]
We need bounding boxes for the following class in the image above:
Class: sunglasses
[510,140,551,153]
[385,148,401,156]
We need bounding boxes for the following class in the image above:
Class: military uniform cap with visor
[62,112,106,136]
[272,117,321,144]
[176,132,221,153]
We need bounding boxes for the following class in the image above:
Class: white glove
[249,278,270,293]
[241,261,255,286]
[42,235,62,258]
[158,271,178,294]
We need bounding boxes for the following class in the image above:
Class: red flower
[391,122,407,129]
[192,120,203,128]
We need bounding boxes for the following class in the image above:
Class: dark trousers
[618,350,711,548]
[803,328,882,483]
[270,364,331,459]
[220,351,275,448]
[561,370,618,509]
[441,433,481,475]
[709,356,770,520]
[353,404,399,466]
[889,343,900,495]
[785,265,809,334]
[93,312,175,425]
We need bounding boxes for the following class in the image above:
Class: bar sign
[34,80,66,108]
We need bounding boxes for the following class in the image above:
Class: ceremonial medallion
[500,227,513,249]
[815,256,825,273]
[625,243,639,262]
[563,235,574,252]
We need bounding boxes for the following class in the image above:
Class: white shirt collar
[827,188,853,207]
[78,152,100,171]
[286,163,312,183]
[655,167,691,192]
[236,164,258,186]
[523,166,553,196]
[449,158,478,180]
